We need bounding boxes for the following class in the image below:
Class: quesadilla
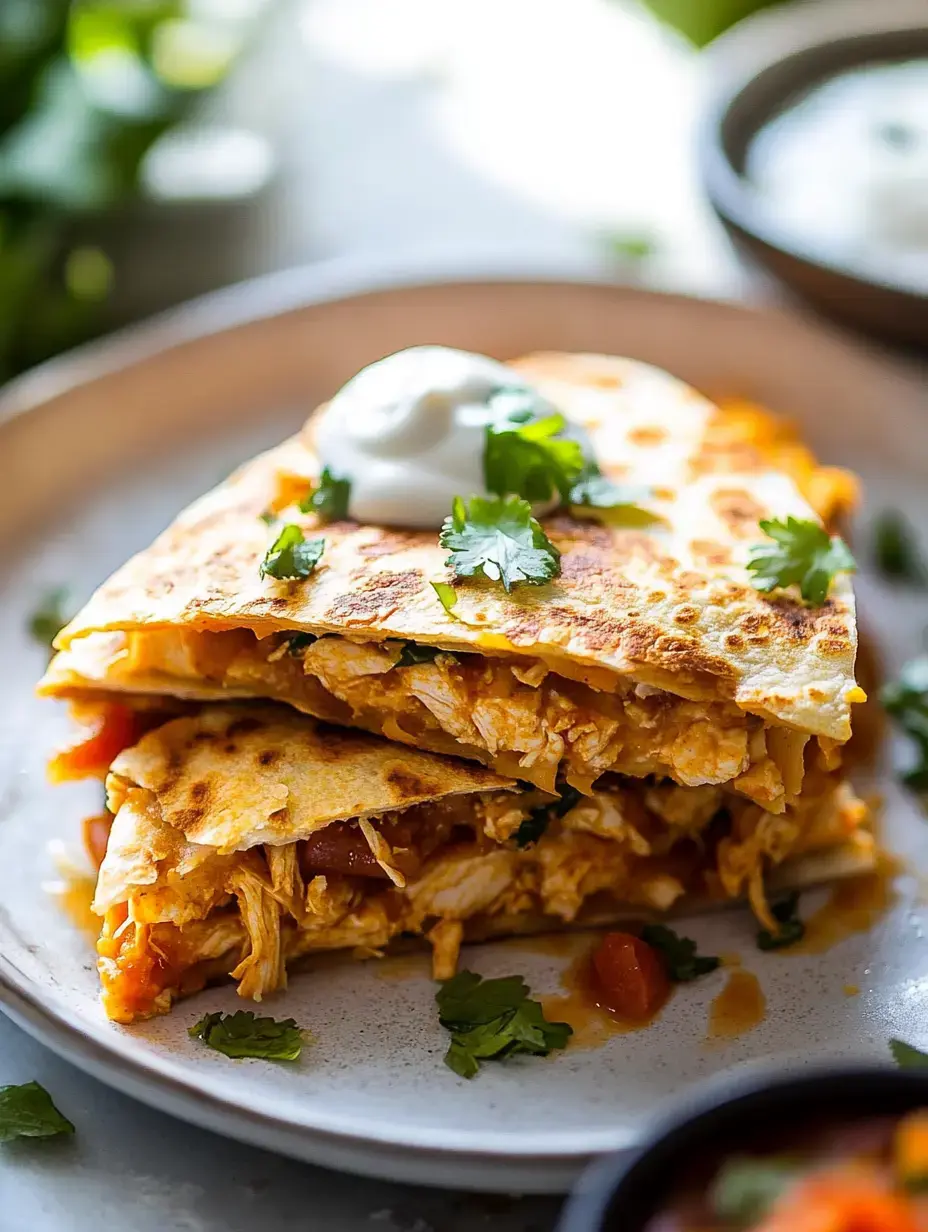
[93,704,872,1023]
[40,353,863,820]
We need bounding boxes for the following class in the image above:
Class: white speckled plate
[1,265,926,1193]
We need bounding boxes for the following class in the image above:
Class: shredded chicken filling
[96,771,870,1022]
[108,627,821,810]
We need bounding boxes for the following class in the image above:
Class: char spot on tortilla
[190,780,209,804]
[672,605,700,626]
[223,742,238,754]
[257,748,281,767]
[627,425,668,447]
[225,715,264,739]
[710,488,768,537]
[386,766,439,798]
[355,531,424,558]
[690,539,733,567]
[325,569,424,623]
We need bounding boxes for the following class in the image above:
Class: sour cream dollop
[313,346,582,528]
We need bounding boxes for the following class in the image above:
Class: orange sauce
[844,983,860,996]
[53,873,99,937]
[373,952,432,981]
[706,970,766,1041]
[540,944,670,1049]
[786,852,900,956]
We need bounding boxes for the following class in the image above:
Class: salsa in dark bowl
[559,1069,928,1232]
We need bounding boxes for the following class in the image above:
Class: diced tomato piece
[83,812,114,870]
[49,703,145,782]
[592,931,670,1022]
[300,822,388,879]
[756,1173,921,1232]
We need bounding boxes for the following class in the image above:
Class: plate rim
[0,258,919,1189]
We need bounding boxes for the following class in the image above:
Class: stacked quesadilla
[39,351,872,1022]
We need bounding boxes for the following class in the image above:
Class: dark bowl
[558,1066,928,1232]
[699,0,928,348]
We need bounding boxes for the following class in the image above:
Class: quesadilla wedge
[93,704,872,1023]
[40,353,863,820]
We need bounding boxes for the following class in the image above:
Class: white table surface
[2,1,760,1227]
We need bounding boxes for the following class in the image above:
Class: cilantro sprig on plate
[436,970,572,1079]
[746,516,856,606]
[28,586,71,653]
[640,924,720,981]
[890,1039,928,1069]
[0,1082,74,1142]
[439,495,560,593]
[189,1011,308,1061]
[881,656,928,793]
[259,524,325,581]
[872,510,928,586]
[756,892,805,951]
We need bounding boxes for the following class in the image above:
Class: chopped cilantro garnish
[568,464,659,526]
[747,517,856,606]
[873,510,927,586]
[756,892,805,951]
[881,657,928,793]
[436,971,572,1079]
[604,231,658,261]
[188,1011,307,1061]
[891,1039,928,1069]
[259,525,325,581]
[483,394,585,504]
[394,641,450,667]
[431,580,460,616]
[299,467,351,523]
[514,785,582,848]
[640,924,720,982]
[439,495,560,593]
[0,1081,74,1142]
[28,586,71,652]
[710,1157,800,1225]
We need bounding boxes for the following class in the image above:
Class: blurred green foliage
[638,0,788,47]
[0,0,247,382]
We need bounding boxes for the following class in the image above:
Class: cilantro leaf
[881,657,928,792]
[746,517,856,606]
[484,392,584,504]
[710,1157,800,1225]
[299,467,351,523]
[259,525,325,581]
[188,1011,307,1061]
[568,464,660,526]
[514,785,581,848]
[890,1039,928,1069]
[28,586,70,651]
[640,924,720,982]
[604,231,658,262]
[756,892,805,950]
[872,511,927,585]
[431,581,460,616]
[439,495,560,593]
[436,970,572,1078]
[484,414,584,505]
[393,641,453,668]
[0,1081,74,1142]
